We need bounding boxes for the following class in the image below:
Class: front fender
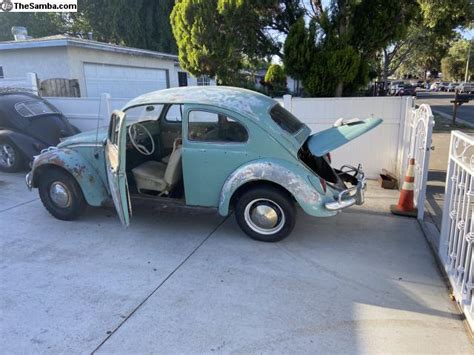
[0,129,41,160]
[31,148,109,207]
[218,158,337,218]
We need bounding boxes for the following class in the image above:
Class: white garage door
[84,63,168,98]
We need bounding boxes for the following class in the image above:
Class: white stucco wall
[0,46,70,80]
[1,43,215,97]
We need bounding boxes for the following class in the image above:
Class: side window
[165,104,183,122]
[125,104,164,122]
[188,110,248,143]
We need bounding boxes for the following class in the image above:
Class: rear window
[269,104,304,134]
[14,100,57,118]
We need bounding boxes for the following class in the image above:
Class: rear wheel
[235,186,296,242]
[38,169,86,221]
[0,139,24,173]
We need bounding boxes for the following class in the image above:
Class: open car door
[105,110,132,226]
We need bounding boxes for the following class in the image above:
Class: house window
[197,75,210,86]
[0,67,4,79]
[178,72,188,87]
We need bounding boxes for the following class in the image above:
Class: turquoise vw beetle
[26,87,381,242]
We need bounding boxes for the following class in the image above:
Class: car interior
[122,103,248,200]
[124,104,184,199]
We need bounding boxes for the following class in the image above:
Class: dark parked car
[0,92,79,172]
[396,84,416,96]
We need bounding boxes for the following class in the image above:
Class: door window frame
[184,106,250,145]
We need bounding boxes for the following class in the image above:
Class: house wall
[0,47,71,81]
[65,46,180,97]
[0,45,212,98]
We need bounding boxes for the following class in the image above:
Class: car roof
[0,92,42,117]
[0,91,42,102]
[123,86,278,121]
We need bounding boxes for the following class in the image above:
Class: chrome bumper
[325,165,366,211]
[25,172,32,190]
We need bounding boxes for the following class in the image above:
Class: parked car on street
[389,81,404,95]
[395,84,416,96]
[459,82,474,94]
[437,82,450,91]
[0,92,79,172]
[26,87,382,242]
[447,83,459,92]
[430,82,441,91]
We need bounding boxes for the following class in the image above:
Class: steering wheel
[128,123,155,156]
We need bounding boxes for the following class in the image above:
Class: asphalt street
[415,91,474,124]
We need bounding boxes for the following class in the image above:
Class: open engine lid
[306,117,383,157]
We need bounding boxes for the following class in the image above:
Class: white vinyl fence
[282,95,414,179]
[0,72,38,94]
[49,93,414,179]
[47,94,129,131]
[439,130,474,330]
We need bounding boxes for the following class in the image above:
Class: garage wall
[83,63,168,98]
[66,47,178,98]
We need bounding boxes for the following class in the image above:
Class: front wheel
[38,169,86,221]
[235,186,296,242]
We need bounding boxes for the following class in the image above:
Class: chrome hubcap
[244,198,285,235]
[0,143,16,168]
[49,182,71,208]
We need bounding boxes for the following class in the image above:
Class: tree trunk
[335,82,343,97]
[382,49,390,94]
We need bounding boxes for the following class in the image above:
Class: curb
[432,108,474,128]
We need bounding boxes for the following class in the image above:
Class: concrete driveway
[1,172,472,354]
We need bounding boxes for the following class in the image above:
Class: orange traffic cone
[390,158,418,217]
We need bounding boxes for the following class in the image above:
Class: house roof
[0,35,179,61]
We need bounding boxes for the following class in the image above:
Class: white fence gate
[401,104,434,220]
[439,130,474,329]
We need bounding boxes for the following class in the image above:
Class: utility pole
[465,40,471,83]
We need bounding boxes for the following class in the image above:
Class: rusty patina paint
[218,158,337,218]
[31,148,109,207]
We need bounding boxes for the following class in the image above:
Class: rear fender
[218,158,336,217]
[31,148,109,207]
[0,129,40,160]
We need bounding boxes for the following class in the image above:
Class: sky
[461,28,474,39]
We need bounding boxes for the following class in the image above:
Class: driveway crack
[0,198,39,213]
[90,215,229,354]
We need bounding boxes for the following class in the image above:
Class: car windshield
[14,100,58,118]
[125,104,165,122]
[269,104,304,134]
